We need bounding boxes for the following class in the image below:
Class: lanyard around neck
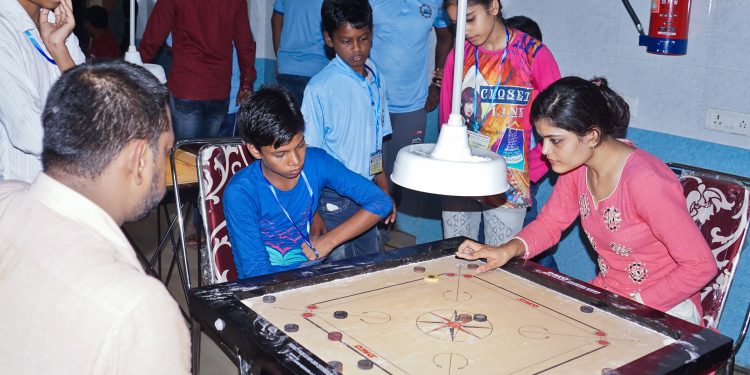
[24,30,57,65]
[262,170,318,258]
[362,64,382,152]
[472,26,510,132]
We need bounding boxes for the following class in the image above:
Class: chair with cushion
[190,139,253,374]
[196,140,253,284]
[668,162,750,373]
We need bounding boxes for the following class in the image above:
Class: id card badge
[468,130,491,150]
[369,151,383,176]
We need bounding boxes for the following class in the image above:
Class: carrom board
[189,237,732,374]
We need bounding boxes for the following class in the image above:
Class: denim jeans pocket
[319,191,350,214]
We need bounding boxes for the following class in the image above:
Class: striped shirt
[0,1,85,182]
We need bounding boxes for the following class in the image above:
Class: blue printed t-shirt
[302,56,392,179]
[273,0,328,77]
[223,147,392,279]
[369,0,449,113]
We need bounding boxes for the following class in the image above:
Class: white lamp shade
[391,119,509,197]
[390,0,509,197]
[143,63,167,84]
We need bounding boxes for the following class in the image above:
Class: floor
[122,205,417,374]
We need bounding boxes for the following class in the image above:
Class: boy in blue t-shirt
[302,0,395,261]
[223,87,392,279]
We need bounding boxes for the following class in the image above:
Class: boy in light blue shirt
[302,0,395,261]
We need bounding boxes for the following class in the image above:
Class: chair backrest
[197,142,254,284]
[669,163,750,329]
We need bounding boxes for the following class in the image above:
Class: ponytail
[531,76,631,144]
[590,77,629,138]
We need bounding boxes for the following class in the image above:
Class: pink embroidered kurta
[517,149,716,315]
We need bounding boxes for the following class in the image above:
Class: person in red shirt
[139,0,256,141]
[84,6,120,60]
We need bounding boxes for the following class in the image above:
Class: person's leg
[217,112,237,138]
[180,98,229,246]
[441,196,483,241]
[383,109,427,205]
[199,99,230,138]
[276,74,312,107]
[169,95,203,141]
[348,225,380,258]
[317,189,376,261]
[380,109,427,250]
[482,206,526,246]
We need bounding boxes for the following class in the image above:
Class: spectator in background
[139,0,256,141]
[504,14,558,271]
[369,0,454,250]
[271,0,328,106]
[505,15,542,42]
[84,6,121,59]
[216,46,243,137]
[0,0,85,182]
[369,0,454,196]
[302,0,396,259]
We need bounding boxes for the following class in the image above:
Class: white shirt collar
[28,173,143,272]
[1,0,38,33]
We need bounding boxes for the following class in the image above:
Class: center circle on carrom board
[415,310,493,342]
[442,289,472,302]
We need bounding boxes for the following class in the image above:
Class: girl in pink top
[456,76,716,325]
[439,0,560,247]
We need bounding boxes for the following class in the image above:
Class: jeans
[526,182,559,271]
[217,112,238,138]
[318,188,380,261]
[169,95,229,141]
[276,73,312,107]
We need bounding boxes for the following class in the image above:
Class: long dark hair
[531,76,629,144]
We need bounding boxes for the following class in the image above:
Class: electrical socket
[705,108,750,136]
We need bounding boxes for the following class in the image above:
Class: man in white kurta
[0,0,85,182]
[0,60,190,373]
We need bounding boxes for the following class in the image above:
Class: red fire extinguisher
[622,0,692,55]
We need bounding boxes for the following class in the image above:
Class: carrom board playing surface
[189,237,732,375]
[242,256,671,374]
